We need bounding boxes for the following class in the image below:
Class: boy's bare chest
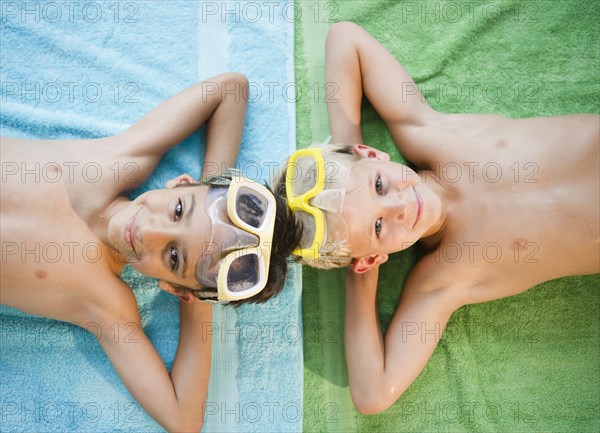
[422,167,599,302]
[1,177,121,319]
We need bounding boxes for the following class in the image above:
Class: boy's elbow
[220,71,248,88]
[350,383,399,415]
[166,417,204,433]
[327,21,360,38]
[162,405,205,433]
[352,396,393,416]
[206,72,249,101]
[326,21,362,45]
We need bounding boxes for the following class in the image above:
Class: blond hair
[272,141,361,270]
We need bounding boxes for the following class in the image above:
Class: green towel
[296,1,600,432]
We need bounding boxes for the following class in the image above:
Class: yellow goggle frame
[285,148,326,260]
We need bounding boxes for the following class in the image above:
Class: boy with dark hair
[1,72,301,432]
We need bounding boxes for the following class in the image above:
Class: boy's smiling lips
[413,187,423,228]
[124,208,141,259]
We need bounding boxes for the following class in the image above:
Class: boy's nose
[382,194,408,221]
[139,217,175,246]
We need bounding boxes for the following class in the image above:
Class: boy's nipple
[511,238,528,250]
[34,270,48,279]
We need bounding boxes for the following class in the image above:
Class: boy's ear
[158,280,192,303]
[351,254,389,274]
[351,144,391,161]
[166,173,198,189]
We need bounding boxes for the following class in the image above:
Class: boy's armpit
[401,254,471,309]
[72,278,142,333]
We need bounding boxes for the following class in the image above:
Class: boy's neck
[93,195,131,271]
[418,169,452,249]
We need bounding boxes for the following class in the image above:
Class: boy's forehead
[174,182,210,192]
[346,159,377,192]
[173,184,213,228]
[346,159,410,185]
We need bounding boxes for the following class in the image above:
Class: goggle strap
[192,289,219,301]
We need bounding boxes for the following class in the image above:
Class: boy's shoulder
[402,253,466,297]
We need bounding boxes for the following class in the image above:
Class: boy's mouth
[124,208,141,259]
[413,187,423,228]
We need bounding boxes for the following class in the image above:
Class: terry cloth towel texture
[296,1,599,433]
[0,1,301,432]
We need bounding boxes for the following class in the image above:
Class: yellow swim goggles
[286,148,326,259]
[285,144,350,260]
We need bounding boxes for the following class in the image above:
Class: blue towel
[0,1,302,432]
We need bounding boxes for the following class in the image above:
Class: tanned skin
[325,22,599,414]
[1,72,248,432]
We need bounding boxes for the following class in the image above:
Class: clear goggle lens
[285,146,350,260]
[235,185,270,230]
[226,253,260,293]
[195,176,275,303]
[289,155,323,196]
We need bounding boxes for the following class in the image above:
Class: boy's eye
[375,218,382,237]
[174,199,183,221]
[170,247,179,271]
[375,175,383,194]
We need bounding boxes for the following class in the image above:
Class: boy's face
[108,180,216,290]
[341,156,442,261]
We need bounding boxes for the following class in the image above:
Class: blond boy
[276,23,599,414]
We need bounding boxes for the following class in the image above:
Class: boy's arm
[103,75,247,432]
[344,262,459,414]
[325,22,438,164]
[119,72,248,174]
[96,297,212,433]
